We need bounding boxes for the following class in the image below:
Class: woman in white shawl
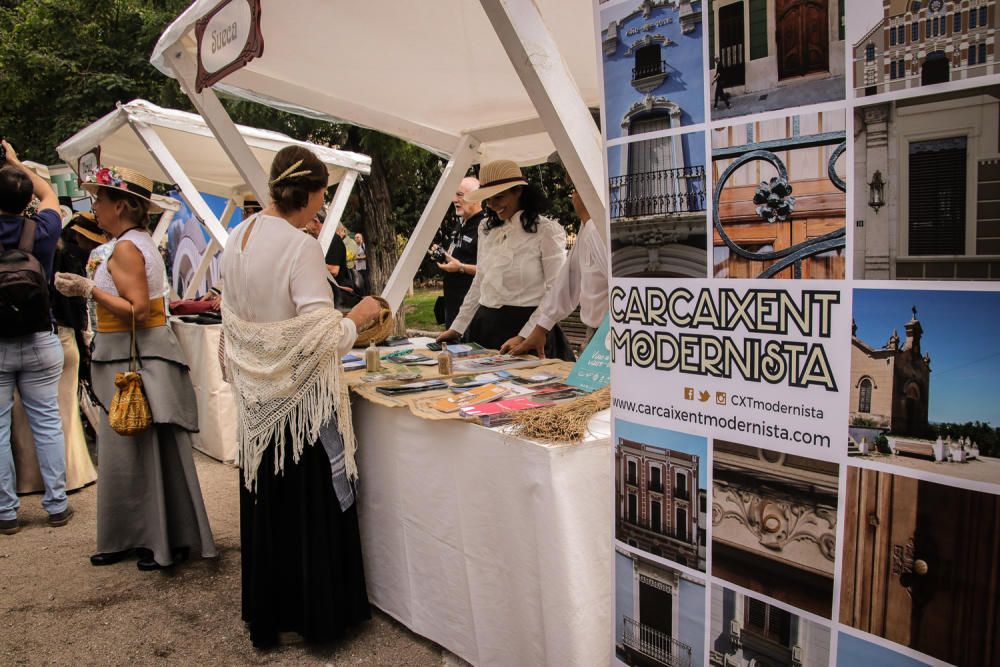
[220,145,381,648]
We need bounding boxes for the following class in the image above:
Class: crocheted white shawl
[222,304,356,491]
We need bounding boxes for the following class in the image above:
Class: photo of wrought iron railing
[609,166,707,220]
[623,616,693,667]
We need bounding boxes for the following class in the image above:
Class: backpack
[0,217,53,338]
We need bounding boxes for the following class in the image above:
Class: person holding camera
[431,176,482,328]
[0,139,73,535]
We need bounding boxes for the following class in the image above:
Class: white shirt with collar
[451,211,567,338]
[534,218,609,331]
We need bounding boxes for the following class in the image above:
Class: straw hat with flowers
[463,159,528,203]
[80,165,163,213]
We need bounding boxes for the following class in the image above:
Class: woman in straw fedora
[54,165,216,571]
[219,146,381,648]
[436,159,575,361]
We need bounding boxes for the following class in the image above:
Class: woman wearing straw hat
[436,159,575,361]
[219,146,381,648]
[53,165,216,571]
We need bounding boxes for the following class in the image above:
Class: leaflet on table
[450,371,514,389]
[453,355,540,373]
[459,396,549,419]
[375,379,448,396]
[389,353,438,366]
[341,354,365,371]
[430,384,509,413]
[565,313,610,392]
[445,342,487,358]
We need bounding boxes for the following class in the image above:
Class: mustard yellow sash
[96,297,167,333]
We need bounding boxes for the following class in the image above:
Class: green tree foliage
[0,0,193,163]
[931,421,1000,458]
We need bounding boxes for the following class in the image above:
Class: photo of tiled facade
[853,0,999,98]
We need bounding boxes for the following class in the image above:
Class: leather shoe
[90,550,130,566]
[0,517,19,535]
[47,506,74,527]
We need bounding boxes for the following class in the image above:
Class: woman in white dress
[220,145,381,648]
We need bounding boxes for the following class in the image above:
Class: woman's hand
[54,272,95,298]
[499,335,525,355]
[346,296,382,329]
[436,329,461,343]
[507,327,547,358]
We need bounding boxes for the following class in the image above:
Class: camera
[428,247,446,263]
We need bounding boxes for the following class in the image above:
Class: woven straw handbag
[108,305,153,436]
[353,296,395,347]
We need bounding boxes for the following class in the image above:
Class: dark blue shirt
[0,208,62,278]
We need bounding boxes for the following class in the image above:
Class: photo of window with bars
[854,84,1000,280]
[711,110,847,279]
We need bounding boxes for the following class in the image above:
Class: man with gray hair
[433,176,484,328]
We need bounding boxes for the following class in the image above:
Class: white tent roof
[57,99,371,199]
[151,1,599,165]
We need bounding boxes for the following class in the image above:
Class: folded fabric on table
[170,299,217,315]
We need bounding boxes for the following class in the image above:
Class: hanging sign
[194,0,263,92]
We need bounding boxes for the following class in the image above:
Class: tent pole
[165,47,270,205]
[183,238,221,299]
[130,120,231,250]
[479,0,607,244]
[380,134,480,312]
[318,170,359,256]
[150,200,179,246]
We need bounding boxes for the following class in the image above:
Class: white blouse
[93,229,167,299]
[220,214,356,355]
[534,218,609,331]
[451,211,567,339]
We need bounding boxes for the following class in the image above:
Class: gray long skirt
[91,326,216,566]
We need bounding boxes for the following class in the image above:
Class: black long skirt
[240,436,370,648]
[464,304,576,361]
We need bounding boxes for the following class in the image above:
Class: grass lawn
[402,286,444,332]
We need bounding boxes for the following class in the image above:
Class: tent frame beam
[478,0,607,243]
[382,134,480,312]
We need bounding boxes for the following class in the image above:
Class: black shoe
[47,506,74,527]
[0,517,19,535]
[90,550,130,566]
[137,557,165,571]
[172,547,190,564]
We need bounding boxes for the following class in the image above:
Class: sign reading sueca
[609,279,850,460]
[194,0,264,92]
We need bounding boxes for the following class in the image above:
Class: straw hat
[464,160,528,203]
[65,211,109,245]
[80,165,163,213]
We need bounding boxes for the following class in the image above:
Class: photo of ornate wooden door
[840,468,1000,666]
[776,0,829,80]
[718,2,746,87]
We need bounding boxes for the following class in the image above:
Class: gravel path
[0,451,454,666]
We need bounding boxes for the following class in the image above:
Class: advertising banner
[598,1,1000,666]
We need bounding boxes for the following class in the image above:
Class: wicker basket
[353,296,395,347]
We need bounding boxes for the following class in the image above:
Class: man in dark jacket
[433,176,484,328]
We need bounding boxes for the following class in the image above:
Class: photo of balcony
[615,420,708,572]
[615,547,705,667]
[608,131,708,278]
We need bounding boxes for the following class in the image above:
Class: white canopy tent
[57,99,372,298]
[150,0,605,311]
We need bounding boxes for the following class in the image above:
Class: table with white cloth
[353,397,613,667]
[170,319,237,463]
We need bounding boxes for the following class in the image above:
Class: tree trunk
[351,140,407,333]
